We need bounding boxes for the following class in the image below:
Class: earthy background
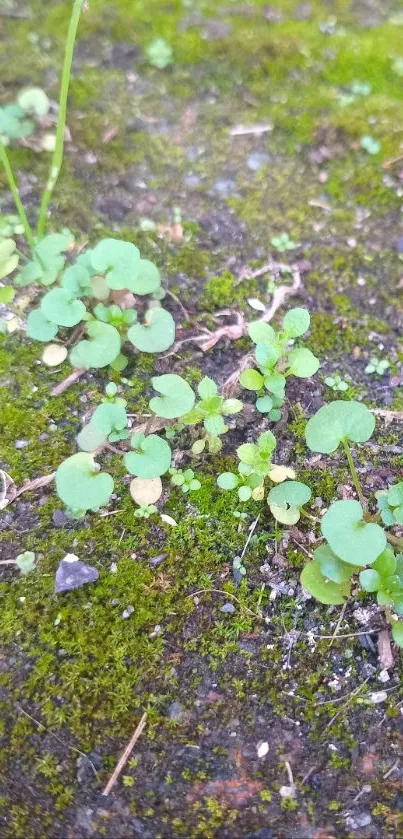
[1,0,403,836]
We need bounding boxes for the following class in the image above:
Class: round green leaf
[269,503,301,525]
[300,560,351,605]
[56,452,114,513]
[0,252,18,280]
[255,342,279,370]
[267,480,311,509]
[288,348,320,378]
[0,285,15,304]
[26,309,58,342]
[91,238,140,291]
[198,377,217,399]
[315,544,352,584]
[391,621,403,647]
[238,485,252,502]
[17,86,50,117]
[264,372,286,398]
[76,424,107,452]
[222,398,243,415]
[15,551,36,574]
[128,307,175,353]
[282,307,310,338]
[124,434,171,478]
[131,259,161,295]
[373,548,397,578]
[359,568,382,592]
[91,402,128,435]
[217,472,239,490]
[41,288,86,327]
[204,414,226,436]
[240,369,264,391]
[248,321,276,344]
[150,374,195,419]
[69,321,121,369]
[321,500,386,566]
[256,395,273,413]
[305,400,375,454]
[62,264,92,298]
[388,482,403,507]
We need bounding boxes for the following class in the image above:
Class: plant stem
[342,439,365,508]
[36,0,84,239]
[386,533,403,549]
[0,140,35,250]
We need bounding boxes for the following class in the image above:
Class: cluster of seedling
[1,0,402,648]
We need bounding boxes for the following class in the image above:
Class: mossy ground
[1,0,403,836]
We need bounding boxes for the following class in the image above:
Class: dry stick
[51,368,85,397]
[329,601,348,648]
[15,702,98,777]
[102,712,147,796]
[325,677,371,730]
[372,408,403,422]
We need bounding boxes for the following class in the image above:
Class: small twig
[51,368,84,396]
[166,288,189,320]
[372,409,403,422]
[15,702,98,777]
[102,712,147,796]
[230,123,272,137]
[382,153,403,169]
[377,628,394,670]
[240,515,260,560]
[304,629,383,639]
[383,759,399,779]
[329,601,348,648]
[325,678,370,730]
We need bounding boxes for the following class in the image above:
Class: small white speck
[257,741,269,758]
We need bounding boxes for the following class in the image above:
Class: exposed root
[51,368,84,396]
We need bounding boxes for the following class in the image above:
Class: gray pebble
[247,151,270,172]
[345,812,372,831]
[220,602,236,614]
[15,440,28,449]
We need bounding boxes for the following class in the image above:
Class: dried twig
[102,712,147,796]
[377,629,394,670]
[230,123,272,136]
[329,601,348,648]
[14,472,55,499]
[371,409,403,422]
[51,368,84,396]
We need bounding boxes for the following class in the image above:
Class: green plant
[240,308,319,420]
[270,233,297,252]
[300,400,403,643]
[169,468,201,493]
[360,135,381,155]
[182,376,243,454]
[364,356,390,375]
[146,38,173,69]
[324,374,348,392]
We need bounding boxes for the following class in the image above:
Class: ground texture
[1,0,403,837]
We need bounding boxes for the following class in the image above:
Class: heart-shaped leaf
[15,551,36,574]
[56,452,114,514]
[256,395,273,414]
[282,307,310,338]
[128,307,175,352]
[359,568,381,592]
[91,402,128,435]
[267,480,311,509]
[26,309,58,342]
[300,560,351,605]
[131,259,161,295]
[34,232,74,286]
[62,264,92,298]
[76,423,107,452]
[217,472,239,490]
[288,348,320,378]
[198,377,217,399]
[248,321,276,344]
[0,238,18,280]
[41,288,86,327]
[0,104,33,139]
[91,238,140,290]
[150,374,195,419]
[305,400,375,454]
[124,433,171,478]
[321,500,386,566]
[69,321,121,369]
[315,544,352,583]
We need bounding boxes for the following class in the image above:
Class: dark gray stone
[55,558,99,593]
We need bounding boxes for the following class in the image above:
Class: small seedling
[364,356,390,375]
[169,468,201,493]
[146,38,173,69]
[324,374,348,392]
[270,233,297,252]
[240,308,319,421]
[360,135,381,155]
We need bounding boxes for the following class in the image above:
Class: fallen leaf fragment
[42,343,68,367]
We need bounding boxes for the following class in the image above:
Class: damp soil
[1,1,403,837]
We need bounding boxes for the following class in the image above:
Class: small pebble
[370,690,388,704]
[220,602,236,614]
[345,812,372,831]
[121,605,134,619]
[256,740,269,758]
[15,440,28,449]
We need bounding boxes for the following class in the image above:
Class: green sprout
[324,374,348,392]
[169,468,201,493]
[146,38,173,69]
[270,233,297,252]
[364,356,390,375]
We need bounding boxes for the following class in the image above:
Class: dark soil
[1,1,403,837]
